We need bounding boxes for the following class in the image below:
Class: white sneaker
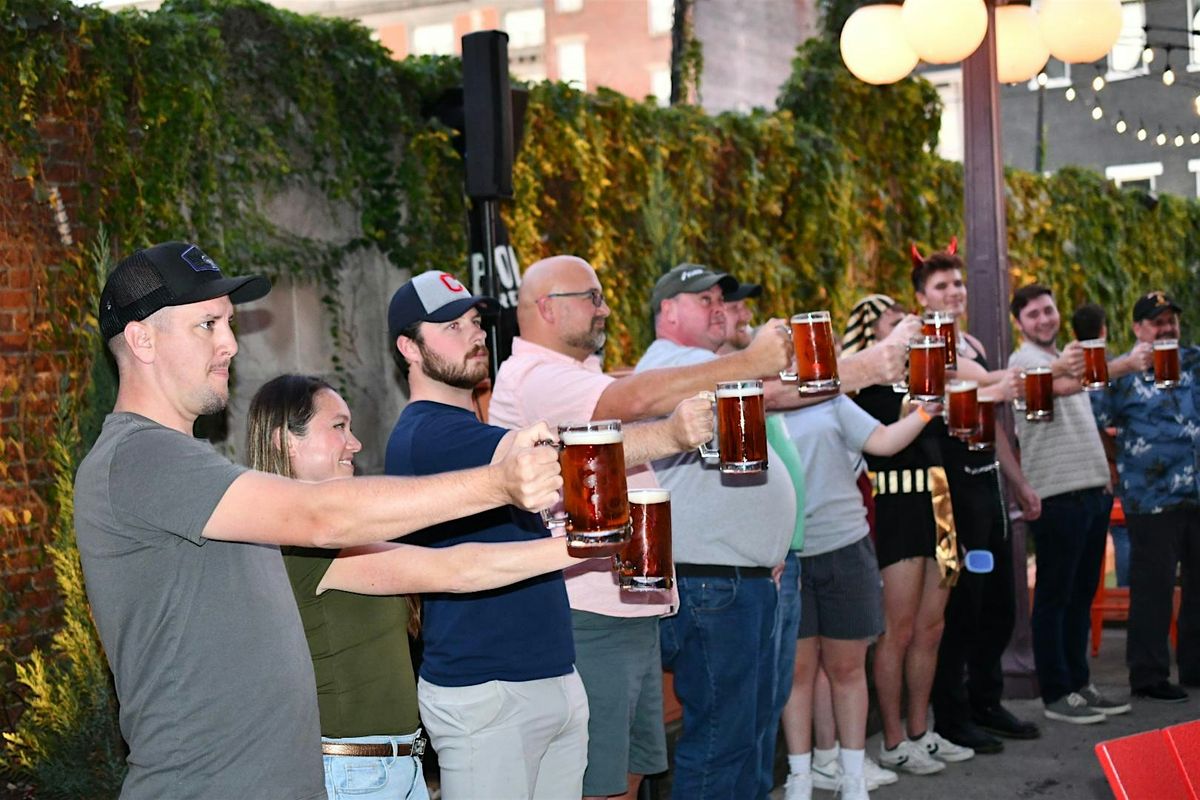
[835,773,870,800]
[864,756,899,787]
[914,729,975,762]
[878,738,946,775]
[811,757,841,791]
[784,771,813,800]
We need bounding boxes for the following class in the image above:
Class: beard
[564,319,607,354]
[420,342,490,389]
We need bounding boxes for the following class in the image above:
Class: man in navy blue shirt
[385,270,712,799]
[1091,291,1200,703]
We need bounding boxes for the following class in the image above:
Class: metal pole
[962,0,1037,698]
[480,198,502,379]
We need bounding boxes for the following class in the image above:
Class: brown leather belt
[321,737,425,758]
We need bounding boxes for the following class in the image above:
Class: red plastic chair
[1096,722,1200,799]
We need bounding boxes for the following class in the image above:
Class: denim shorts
[798,536,885,640]
[322,732,429,800]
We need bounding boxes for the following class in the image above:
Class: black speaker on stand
[427,31,528,377]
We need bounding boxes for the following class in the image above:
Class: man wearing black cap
[1090,290,1200,703]
[75,243,562,800]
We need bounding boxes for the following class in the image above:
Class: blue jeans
[1030,488,1111,704]
[661,570,778,800]
[322,732,429,800]
[759,553,801,798]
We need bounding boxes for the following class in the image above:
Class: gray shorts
[798,536,885,641]
[571,611,668,795]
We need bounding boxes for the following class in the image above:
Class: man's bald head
[517,255,610,359]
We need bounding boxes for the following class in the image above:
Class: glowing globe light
[995,5,1050,83]
[902,0,988,64]
[840,5,920,85]
[1038,0,1122,64]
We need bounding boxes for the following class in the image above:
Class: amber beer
[1024,366,1054,422]
[946,379,979,438]
[616,489,673,592]
[908,335,946,402]
[1154,339,1181,389]
[967,401,996,451]
[701,381,768,473]
[784,311,840,394]
[923,311,958,370]
[559,421,631,557]
[1081,339,1109,391]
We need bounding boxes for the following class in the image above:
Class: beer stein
[699,380,768,473]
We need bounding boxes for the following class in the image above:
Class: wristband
[917,406,933,423]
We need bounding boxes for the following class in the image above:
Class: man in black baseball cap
[98,241,271,341]
[74,246,562,799]
[1132,290,1183,342]
[1090,288,1199,704]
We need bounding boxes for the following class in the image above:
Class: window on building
[925,68,964,162]
[556,0,583,12]
[412,23,454,56]
[1107,0,1147,77]
[1028,57,1072,90]
[1189,159,1200,196]
[650,67,672,106]
[505,8,545,49]
[557,40,587,88]
[648,0,674,35]
[1105,162,1163,192]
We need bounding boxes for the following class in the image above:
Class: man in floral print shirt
[1090,291,1200,703]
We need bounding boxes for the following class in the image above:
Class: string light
[1092,74,1105,92]
[1163,66,1176,86]
[1175,131,1186,147]
[1037,72,1049,87]
[1156,127,1167,146]
[1065,86,1077,101]
[1143,46,1155,64]
[1092,105,1104,120]
[1115,117,1127,134]
[1194,94,1200,116]
[1192,132,1200,145]
[1137,122,1148,141]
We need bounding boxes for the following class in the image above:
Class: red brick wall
[0,116,90,726]
[544,0,672,100]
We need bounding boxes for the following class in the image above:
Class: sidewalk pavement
[659,628,1198,799]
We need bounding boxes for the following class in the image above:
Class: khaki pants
[418,670,589,800]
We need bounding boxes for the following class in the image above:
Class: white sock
[813,746,838,766]
[788,752,812,775]
[840,748,865,778]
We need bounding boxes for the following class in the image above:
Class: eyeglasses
[544,289,605,308]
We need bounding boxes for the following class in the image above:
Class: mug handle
[534,439,568,530]
[1011,371,1027,412]
[695,391,720,464]
[892,342,912,394]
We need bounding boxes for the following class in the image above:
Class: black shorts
[874,490,937,569]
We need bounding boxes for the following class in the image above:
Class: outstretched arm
[316,537,582,596]
[862,400,941,456]
[206,423,563,549]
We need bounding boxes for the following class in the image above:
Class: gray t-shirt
[74,413,324,800]
[635,339,796,567]
[782,396,881,557]
[1009,341,1110,499]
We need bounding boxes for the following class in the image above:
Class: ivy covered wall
[1,0,1197,793]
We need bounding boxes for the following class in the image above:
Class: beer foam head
[947,379,978,392]
[1081,338,1106,348]
[716,383,763,398]
[910,335,945,349]
[560,427,623,446]
[629,488,670,505]
[1153,338,1179,350]
[1025,365,1052,375]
